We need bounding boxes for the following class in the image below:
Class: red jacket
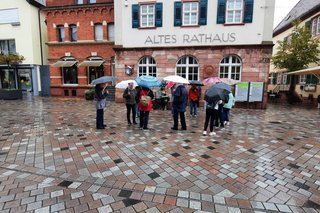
[188,88,199,101]
[138,89,153,111]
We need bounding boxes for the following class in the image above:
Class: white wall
[0,0,47,65]
[115,0,275,48]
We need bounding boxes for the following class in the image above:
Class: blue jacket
[224,93,235,109]
[173,85,188,112]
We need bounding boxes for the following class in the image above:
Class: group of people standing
[94,81,235,135]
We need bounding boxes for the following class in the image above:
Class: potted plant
[0,88,23,100]
[84,89,95,100]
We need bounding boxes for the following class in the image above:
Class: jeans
[96,109,104,128]
[139,111,150,129]
[222,108,230,122]
[173,109,186,130]
[204,108,215,132]
[126,104,136,123]
[190,100,198,115]
[136,104,140,117]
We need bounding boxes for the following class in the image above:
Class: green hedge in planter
[0,89,23,100]
[84,89,95,100]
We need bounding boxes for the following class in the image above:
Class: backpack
[140,91,151,107]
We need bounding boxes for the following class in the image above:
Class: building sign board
[144,33,236,45]
[235,82,249,102]
[248,82,264,102]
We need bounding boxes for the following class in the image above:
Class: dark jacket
[173,85,187,112]
[123,87,137,105]
[95,85,108,110]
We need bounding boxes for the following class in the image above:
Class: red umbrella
[165,81,176,90]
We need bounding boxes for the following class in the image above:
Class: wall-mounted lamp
[125,64,134,76]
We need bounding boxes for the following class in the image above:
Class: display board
[235,82,249,102]
[248,82,264,102]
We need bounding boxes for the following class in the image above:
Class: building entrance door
[18,69,32,92]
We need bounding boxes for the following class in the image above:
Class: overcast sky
[273,0,300,29]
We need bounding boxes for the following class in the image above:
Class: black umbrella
[189,80,204,86]
[204,85,230,104]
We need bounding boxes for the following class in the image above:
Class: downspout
[38,8,44,65]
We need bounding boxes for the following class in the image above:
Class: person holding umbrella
[136,86,154,130]
[122,82,137,125]
[188,84,200,117]
[171,83,188,130]
[95,83,109,129]
[91,76,116,129]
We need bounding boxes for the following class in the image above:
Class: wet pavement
[0,97,320,213]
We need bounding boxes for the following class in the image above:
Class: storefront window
[88,66,104,84]
[176,56,199,81]
[219,55,242,80]
[138,56,157,77]
[62,66,78,84]
[18,69,32,91]
[0,68,16,89]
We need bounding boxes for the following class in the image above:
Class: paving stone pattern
[0,97,320,213]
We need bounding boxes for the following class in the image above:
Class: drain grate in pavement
[171,153,180,157]
[148,172,160,179]
[122,198,141,207]
[303,200,320,209]
[294,182,310,191]
[118,189,133,198]
[58,181,73,188]
[60,147,69,151]
[113,158,123,164]
[288,163,300,169]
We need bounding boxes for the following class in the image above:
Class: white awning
[52,61,77,67]
[78,60,104,67]
[286,66,320,80]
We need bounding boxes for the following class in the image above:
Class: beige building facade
[114,0,275,108]
[0,0,48,96]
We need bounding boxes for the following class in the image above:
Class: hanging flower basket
[0,54,25,65]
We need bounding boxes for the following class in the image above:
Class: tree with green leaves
[272,20,320,103]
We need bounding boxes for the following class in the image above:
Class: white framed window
[312,18,317,36]
[299,75,306,84]
[138,56,157,77]
[76,0,83,4]
[140,4,155,28]
[277,74,282,84]
[226,0,243,24]
[176,56,199,81]
[219,56,242,80]
[89,0,96,3]
[94,23,103,41]
[108,23,115,42]
[182,2,198,26]
[282,74,287,84]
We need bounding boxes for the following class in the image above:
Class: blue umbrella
[91,76,117,85]
[213,82,232,92]
[135,75,162,88]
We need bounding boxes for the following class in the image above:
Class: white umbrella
[115,80,138,89]
[163,75,189,84]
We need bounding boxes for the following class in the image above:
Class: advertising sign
[249,82,264,102]
[235,82,249,102]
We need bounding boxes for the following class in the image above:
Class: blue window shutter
[199,0,207,25]
[132,4,140,28]
[155,3,163,27]
[305,21,311,30]
[174,2,182,26]
[243,0,254,23]
[217,0,226,24]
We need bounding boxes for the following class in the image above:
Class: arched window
[176,56,199,81]
[138,56,157,77]
[219,55,242,80]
